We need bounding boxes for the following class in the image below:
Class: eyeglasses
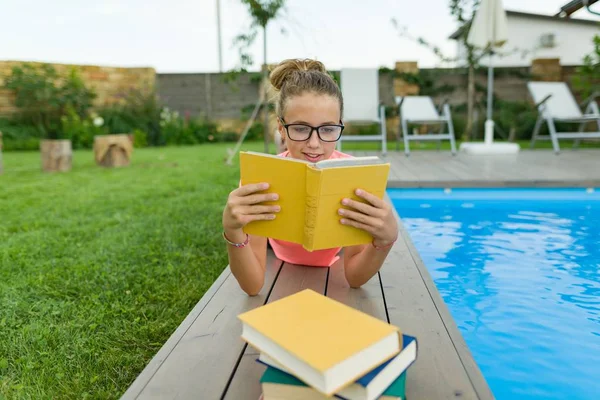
[280,118,345,142]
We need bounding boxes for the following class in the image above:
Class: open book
[239,151,390,251]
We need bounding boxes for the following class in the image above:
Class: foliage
[131,128,148,148]
[395,70,457,97]
[0,118,40,151]
[60,108,107,149]
[233,0,286,70]
[99,89,162,146]
[159,108,220,145]
[492,99,538,141]
[3,63,96,140]
[573,35,600,99]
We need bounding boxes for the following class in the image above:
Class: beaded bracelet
[371,235,397,250]
[223,231,250,248]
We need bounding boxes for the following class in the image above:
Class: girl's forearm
[344,245,392,288]
[225,230,266,296]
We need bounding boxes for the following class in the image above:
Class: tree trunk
[40,139,72,172]
[262,25,270,154]
[508,127,517,143]
[465,64,475,141]
[94,134,133,168]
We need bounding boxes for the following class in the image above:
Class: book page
[315,156,384,169]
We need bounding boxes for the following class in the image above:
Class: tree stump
[40,139,72,172]
[93,134,133,168]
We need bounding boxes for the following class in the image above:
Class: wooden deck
[122,201,494,399]
[352,149,600,187]
[122,149,599,400]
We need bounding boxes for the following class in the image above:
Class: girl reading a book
[222,58,398,295]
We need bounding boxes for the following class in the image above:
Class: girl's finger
[339,216,374,234]
[338,208,379,229]
[243,205,281,215]
[341,197,382,217]
[235,182,270,196]
[248,213,276,222]
[354,189,385,208]
[238,192,279,205]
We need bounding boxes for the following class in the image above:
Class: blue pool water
[388,188,600,400]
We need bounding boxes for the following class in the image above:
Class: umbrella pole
[485,51,495,145]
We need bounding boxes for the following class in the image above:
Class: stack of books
[238,289,418,400]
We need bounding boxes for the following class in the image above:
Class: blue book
[259,334,417,400]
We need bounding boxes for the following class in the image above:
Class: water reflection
[390,191,600,400]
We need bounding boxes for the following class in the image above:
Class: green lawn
[1,138,598,399]
[0,142,266,399]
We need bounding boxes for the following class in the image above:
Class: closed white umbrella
[467,0,508,49]
[460,0,519,154]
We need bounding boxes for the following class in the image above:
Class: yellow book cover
[239,151,391,251]
[238,289,402,396]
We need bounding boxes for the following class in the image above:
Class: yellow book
[238,289,402,396]
[239,151,391,251]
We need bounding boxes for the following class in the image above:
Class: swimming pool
[387,188,600,400]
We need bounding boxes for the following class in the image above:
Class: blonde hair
[269,59,343,118]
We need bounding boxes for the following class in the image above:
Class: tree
[4,63,96,140]
[234,0,286,153]
[573,34,600,99]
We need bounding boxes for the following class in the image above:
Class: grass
[0,142,265,399]
[1,138,599,399]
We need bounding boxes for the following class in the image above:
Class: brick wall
[0,61,155,116]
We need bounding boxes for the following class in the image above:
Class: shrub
[3,63,96,139]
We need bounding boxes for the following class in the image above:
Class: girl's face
[278,92,342,163]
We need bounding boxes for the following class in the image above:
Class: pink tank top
[268,150,353,267]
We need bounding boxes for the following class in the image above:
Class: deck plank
[354,149,600,187]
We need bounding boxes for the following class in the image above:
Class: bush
[99,89,162,146]
[3,63,96,139]
[132,129,148,148]
[188,118,218,143]
[0,118,40,151]
[219,131,239,142]
[493,99,538,141]
[245,121,265,141]
[60,108,107,149]
[343,123,380,136]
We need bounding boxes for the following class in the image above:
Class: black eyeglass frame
[279,117,345,142]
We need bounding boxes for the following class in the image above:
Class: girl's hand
[338,189,398,247]
[222,183,280,233]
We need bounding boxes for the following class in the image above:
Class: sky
[0,0,598,73]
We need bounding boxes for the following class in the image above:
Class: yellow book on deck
[239,151,391,251]
[238,289,402,396]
